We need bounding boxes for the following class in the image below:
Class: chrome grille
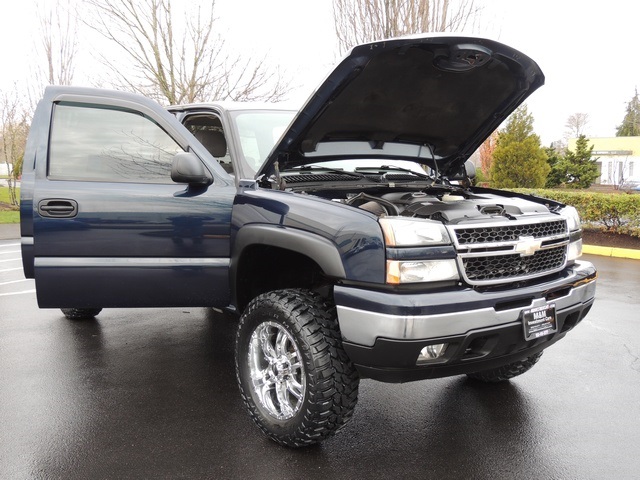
[455,220,567,245]
[450,218,570,285]
[462,246,567,282]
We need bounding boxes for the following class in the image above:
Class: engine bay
[330,186,555,225]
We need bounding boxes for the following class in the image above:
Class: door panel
[30,86,234,308]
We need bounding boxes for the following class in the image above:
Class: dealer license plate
[522,303,557,341]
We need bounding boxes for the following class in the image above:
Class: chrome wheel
[236,290,359,446]
[247,321,306,420]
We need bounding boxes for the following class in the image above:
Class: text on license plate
[522,303,557,341]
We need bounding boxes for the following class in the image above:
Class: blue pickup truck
[21,35,597,447]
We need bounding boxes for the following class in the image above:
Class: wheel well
[235,245,330,313]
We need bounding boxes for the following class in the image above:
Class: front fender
[230,224,347,298]
[232,189,386,281]
[233,224,347,277]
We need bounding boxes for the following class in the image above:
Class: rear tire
[60,308,102,320]
[235,289,359,447]
[466,351,544,383]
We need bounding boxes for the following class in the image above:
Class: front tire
[60,308,102,320]
[235,289,359,447]
[466,351,544,383]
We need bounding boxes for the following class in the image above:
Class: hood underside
[258,34,544,179]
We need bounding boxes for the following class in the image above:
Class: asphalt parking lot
[1,237,639,479]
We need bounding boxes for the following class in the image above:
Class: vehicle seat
[194,129,227,158]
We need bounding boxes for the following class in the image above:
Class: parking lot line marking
[0,279,30,286]
[0,250,20,254]
[0,289,36,297]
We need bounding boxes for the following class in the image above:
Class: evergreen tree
[616,89,640,136]
[553,135,599,188]
[491,105,549,188]
[545,145,564,188]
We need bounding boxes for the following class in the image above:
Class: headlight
[560,206,582,260]
[561,206,581,232]
[379,217,450,246]
[567,239,583,261]
[387,259,459,284]
[380,217,457,284]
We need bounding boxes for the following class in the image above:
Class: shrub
[509,189,640,237]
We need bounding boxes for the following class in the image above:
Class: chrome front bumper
[333,261,596,383]
[335,260,596,347]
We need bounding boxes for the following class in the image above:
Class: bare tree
[36,0,78,86]
[607,155,631,189]
[85,0,290,105]
[0,91,29,206]
[333,0,481,54]
[565,112,589,139]
[548,139,568,155]
[478,129,498,181]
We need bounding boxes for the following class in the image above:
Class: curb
[0,223,19,241]
[582,244,640,260]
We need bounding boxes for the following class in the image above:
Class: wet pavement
[1,242,639,479]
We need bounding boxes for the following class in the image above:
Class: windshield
[231,110,296,175]
[229,110,434,180]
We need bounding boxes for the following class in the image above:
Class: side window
[49,103,183,183]
[183,114,233,175]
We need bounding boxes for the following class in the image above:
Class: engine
[342,187,553,225]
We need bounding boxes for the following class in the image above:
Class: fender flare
[231,224,346,304]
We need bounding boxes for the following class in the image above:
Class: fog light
[417,343,448,364]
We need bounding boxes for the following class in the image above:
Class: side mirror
[464,160,476,179]
[447,160,477,182]
[171,152,212,186]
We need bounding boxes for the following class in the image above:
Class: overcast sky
[1,0,638,146]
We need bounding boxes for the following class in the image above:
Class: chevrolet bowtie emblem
[515,236,542,256]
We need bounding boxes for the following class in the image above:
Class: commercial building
[570,136,639,187]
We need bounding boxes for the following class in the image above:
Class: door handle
[38,199,78,218]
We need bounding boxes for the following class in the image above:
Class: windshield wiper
[286,165,365,178]
[355,165,433,180]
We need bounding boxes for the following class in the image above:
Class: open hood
[257,34,544,179]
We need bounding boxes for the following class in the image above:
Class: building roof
[569,136,640,156]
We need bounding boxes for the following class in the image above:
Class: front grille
[455,220,567,245]
[463,246,567,282]
[450,218,570,285]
